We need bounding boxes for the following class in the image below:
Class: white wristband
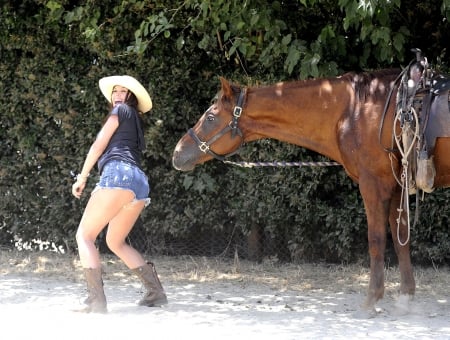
[76,173,89,182]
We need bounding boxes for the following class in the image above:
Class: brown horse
[172,69,450,314]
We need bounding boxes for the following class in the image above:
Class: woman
[72,75,167,313]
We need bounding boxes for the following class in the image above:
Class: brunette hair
[125,91,139,110]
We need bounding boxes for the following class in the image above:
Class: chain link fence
[96,217,289,262]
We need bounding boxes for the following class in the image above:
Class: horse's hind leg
[388,189,416,315]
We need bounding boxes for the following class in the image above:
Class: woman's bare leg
[105,200,146,269]
[76,188,135,268]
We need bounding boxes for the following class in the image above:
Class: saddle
[396,49,450,193]
[424,75,450,153]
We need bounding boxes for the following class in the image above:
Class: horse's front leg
[388,188,415,314]
[364,202,389,310]
[358,177,391,312]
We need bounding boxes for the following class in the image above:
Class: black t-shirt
[97,104,145,174]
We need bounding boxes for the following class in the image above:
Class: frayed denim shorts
[93,160,151,206]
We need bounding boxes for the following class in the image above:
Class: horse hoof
[353,307,378,319]
[392,294,412,316]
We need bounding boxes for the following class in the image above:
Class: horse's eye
[207,114,215,121]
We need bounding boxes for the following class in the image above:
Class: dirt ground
[0,250,448,339]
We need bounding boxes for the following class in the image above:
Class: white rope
[397,166,411,246]
[393,107,420,246]
[223,160,340,168]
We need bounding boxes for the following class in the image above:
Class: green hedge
[1,0,449,264]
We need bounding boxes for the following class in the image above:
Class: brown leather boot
[78,268,107,313]
[132,262,168,307]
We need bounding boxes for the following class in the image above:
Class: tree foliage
[0,0,449,264]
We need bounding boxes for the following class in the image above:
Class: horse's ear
[219,77,234,100]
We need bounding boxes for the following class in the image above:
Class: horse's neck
[242,79,353,161]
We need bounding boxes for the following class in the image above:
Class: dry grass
[0,249,448,298]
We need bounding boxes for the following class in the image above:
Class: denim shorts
[93,160,151,206]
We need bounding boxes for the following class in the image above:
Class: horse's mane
[346,68,402,101]
[239,68,402,95]
[343,68,401,86]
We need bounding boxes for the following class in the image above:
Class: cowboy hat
[99,75,152,113]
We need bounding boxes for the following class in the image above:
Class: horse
[172,67,450,315]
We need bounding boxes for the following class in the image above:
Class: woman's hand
[72,178,87,199]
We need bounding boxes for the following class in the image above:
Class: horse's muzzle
[172,152,195,171]
[172,140,198,171]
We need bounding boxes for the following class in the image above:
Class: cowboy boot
[78,268,107,313]
[132,262,168,307]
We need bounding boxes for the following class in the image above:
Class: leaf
[176,36,185,50]
[285,45,301,74]
[392,32,404,53]
[236,21,245,30]
[281,34,292,46]
[46,1,62,12]
[183,175,194,190]
[250,14,259,27]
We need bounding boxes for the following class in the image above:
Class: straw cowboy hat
[99,75,152,113]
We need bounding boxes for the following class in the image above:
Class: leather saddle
[432,73,450,95]
[423,73,450,153]
[396,50,450,193]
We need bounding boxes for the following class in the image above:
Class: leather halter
[188,88,247,161]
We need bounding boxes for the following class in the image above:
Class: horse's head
[172,77,246,171]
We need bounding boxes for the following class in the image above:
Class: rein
[223,160,340,168]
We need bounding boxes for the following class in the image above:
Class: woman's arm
[72,114,119,199]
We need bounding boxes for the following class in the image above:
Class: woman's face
[111,85,129,106]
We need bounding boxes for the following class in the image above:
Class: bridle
[188,87,247,161]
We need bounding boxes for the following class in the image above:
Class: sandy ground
[0,250,448,340]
